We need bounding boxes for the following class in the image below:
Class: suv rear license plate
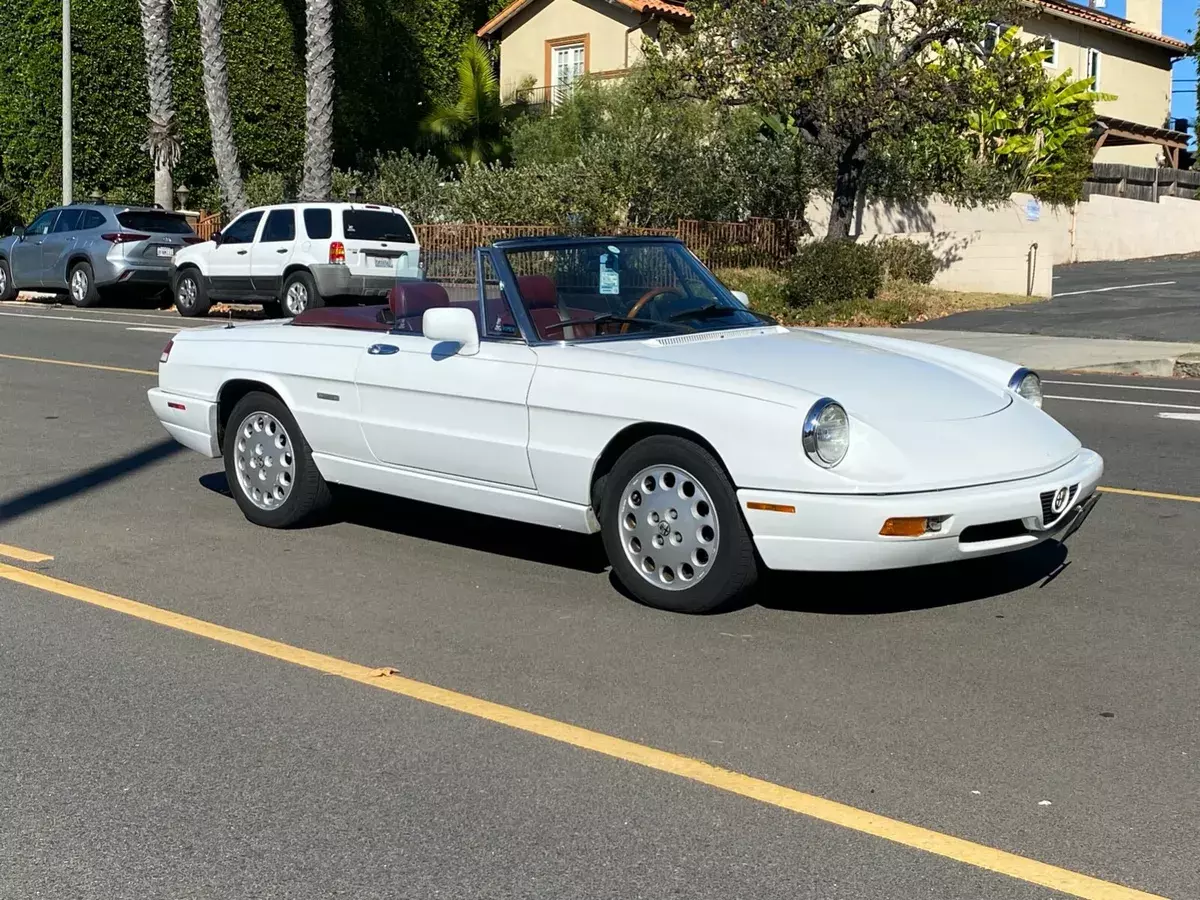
[156,246,175,258]
[371,256,392,269]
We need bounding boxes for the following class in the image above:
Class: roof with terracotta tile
[1033,0,1190,52]
[478,0,692,38]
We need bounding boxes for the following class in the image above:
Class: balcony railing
[508,70,630,115]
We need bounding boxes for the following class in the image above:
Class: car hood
[595,326,1012,423]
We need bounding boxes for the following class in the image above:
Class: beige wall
[1018,17,1174,166]
[1124,0,1163,35]
[495,0,653,96]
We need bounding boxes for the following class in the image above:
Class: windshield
[501,241,764,342]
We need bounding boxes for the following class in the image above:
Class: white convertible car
[148,236,1102,612]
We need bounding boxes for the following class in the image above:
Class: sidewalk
[852,327,1200,377]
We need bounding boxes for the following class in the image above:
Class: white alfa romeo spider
[148,236,1102,612]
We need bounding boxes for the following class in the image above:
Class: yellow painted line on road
[0,543,53,563]
[0,560,1165,900]
[1099,486,1200,504]
[0,352,155,377]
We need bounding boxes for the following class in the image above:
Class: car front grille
[1040,484,1079,525]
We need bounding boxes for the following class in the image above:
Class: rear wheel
[599,436,758,613]
[174,268,211,317]
[68,261,102,308]
[281,270,323,317]
[0,258,16,301]
[223,391,331,528]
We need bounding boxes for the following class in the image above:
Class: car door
[354,254,538,489]
[40,208,83,288]
[10,210,59,287]
[207,210,262,298]
[250,208,296,298]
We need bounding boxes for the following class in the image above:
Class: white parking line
[126,326,183,334]
[1051,281,1176,298]
[1158,412,1200,421]
[1046,394,1200,411]
[0,310,204,328]
[1045,380,1200,395]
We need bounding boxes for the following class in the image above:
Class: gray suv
[0,204,199,307]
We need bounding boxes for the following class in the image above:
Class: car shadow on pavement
[198,474,610,574]
[751,541,1069,615]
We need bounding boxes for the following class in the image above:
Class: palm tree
[139,0,179,210]
[299,0,336,202]
[197,0,247,215]
[421,37,510,166]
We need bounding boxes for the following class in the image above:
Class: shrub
[872,237,937,284]
[244,170,291,208]
[364,151,450,223]
[784,240,882,308]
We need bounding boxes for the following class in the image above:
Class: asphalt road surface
[2,301,1199,900]
[918,256,1200,342]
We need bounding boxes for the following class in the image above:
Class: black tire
[280,270,324,317]
[174,268,212,318]
[68,260,102,308]
[261,299,284,319]
[599,436,758,613]
[0,258,16,302]
[223,391,332,528]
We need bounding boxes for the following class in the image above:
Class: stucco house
[480,0,1188,167]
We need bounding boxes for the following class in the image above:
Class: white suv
[171,202,421,317]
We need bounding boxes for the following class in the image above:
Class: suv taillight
[101,232,151,244]
[328,241,346,264]
[160,339,174,363]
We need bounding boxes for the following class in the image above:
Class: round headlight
[1008,368,1043,408]
[802,398,850,468]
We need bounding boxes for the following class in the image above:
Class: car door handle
[237,250,248,255]
[276,248,288,254]
[368,344,399,355]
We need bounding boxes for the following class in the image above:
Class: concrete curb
[1068,354,1200,378]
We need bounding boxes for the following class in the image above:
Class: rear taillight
[101,232,151,244]
[182,236,204,245]
[160,339,173,363]
[329,241,346,264]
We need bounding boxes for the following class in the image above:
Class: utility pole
[62,0,73,205]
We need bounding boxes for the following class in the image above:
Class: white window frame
[1086,47,1102,91]
[1043,38,1060,69]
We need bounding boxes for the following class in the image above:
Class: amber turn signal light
[880,516,945,537]
[746,502,796,514]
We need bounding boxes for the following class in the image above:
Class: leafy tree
[648,0,1019,239]
[421,36,515,165]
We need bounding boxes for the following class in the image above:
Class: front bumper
[148,388,220,458]
[740,449,1103,572]
[310,264,422,299]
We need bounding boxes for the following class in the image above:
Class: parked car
[171,202,422,318]
[0,204,199,307]
[148,235,1102,613]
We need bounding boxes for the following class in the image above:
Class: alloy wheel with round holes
[600,436,758,613]
[68,261,102,308]
[223,391,331,528]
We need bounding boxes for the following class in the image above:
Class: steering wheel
[620,286,685,334]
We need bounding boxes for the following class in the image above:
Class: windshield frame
[493,236,765,346]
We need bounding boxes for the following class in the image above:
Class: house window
[1042,38,1059,68]
[546,35,588,105]
[1086,48,1102,90]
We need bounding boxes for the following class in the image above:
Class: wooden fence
[190,214,803,274]
[1083,163,1200,203]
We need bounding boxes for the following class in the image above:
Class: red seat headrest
[518,275,558,310]
[390,281,450,319]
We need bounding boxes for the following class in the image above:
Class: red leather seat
[517,275,596,339]
[389,281,450,333]
[291,305,390,332]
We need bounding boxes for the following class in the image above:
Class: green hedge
[0,0,496,221]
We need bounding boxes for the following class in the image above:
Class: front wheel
[174,269,212,317]
[223,391,332,528]
[599,436,758,613]
[0,258,16,301]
